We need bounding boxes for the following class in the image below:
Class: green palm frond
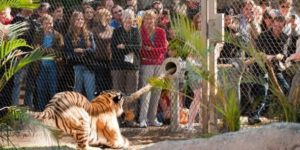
[170,14,206,59]
[188,61,212,83]
[7,21,30,39]
[0,39,31,61]
[0,49,46,91]
[215,86,240,132]
[0,0,40,11]
[148,77,173,90]
[224,88,240,131]
[240,71,265,85]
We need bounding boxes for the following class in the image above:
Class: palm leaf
[0,0,40,11]
[170,14,206,62]
[0,49,46,91]
[148,77,173,90]
[0,39,31,61]
[7,21,30,39]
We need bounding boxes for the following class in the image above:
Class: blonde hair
[69,11,91,48]
[122,9,135,20]
[143,9,157,20]
[141,9,157,26]
[93,8,111,26]
[40,14,53,23]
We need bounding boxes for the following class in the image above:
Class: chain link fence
[1,0,300,141]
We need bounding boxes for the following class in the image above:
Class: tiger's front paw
[110,137,130,149]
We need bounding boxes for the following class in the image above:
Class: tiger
[30,90,129,149]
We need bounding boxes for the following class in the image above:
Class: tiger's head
[97,90,125,116]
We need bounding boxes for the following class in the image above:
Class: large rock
[143,123,300,150]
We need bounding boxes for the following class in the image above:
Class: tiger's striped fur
[31,90,129,149]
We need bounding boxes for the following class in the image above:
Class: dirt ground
[0,117,274,150]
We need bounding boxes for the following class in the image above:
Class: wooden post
[170,75,180,131]
[201,0,224,134]
[200,0,209,134]
[208,0,224,133]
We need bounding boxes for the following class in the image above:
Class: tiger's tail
[28,109,55,120]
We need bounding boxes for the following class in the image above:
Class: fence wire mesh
[1,0,300,140]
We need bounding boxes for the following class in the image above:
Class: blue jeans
[74,65,95,100]
[276,72,290,95]
[36,60,57,111]
[12,69,25,105]
[24,64,38,108]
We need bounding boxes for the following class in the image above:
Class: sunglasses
[261,2,269,6]
[113,9,122,14]
[281,5,290,9]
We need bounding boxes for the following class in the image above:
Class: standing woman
[91,8,113,92]
[65,11,96,100]
[111,9,142,124]
[32,14,64,111]
[83,5,94,31]
[139,10,168,127]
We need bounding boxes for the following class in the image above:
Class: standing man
[110,5,123,29]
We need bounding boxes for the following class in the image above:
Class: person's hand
[117,43,125,49]
[55,57,63,62]
[288,16,297,30]
[168,29,175,39]
[167,49,177,57]
[145,46,152,51]
[287,53,300,62]
[74,48,84,53]
[15,49,24,59]
[266,54,275,61]
[275,53,284,60]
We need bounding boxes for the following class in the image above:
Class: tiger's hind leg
[66,117,91,150]
[73,118,90,150]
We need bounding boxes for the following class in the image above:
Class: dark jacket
[91,24,113,68]
[92,25,113,63]
[111,27,141,70]
[256,29,297,73]
[11,15,36,52]
[64,31,96,67]
[218,27,241,64]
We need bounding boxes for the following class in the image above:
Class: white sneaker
[139,120,147,128]
[148,119,163,127]
[184,126,196,132]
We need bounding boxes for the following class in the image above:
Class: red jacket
[0,14,13,25]
[140,26,168,65]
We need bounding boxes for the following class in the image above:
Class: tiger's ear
[113,94,123,103]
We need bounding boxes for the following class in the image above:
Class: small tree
[0,0,46,91]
